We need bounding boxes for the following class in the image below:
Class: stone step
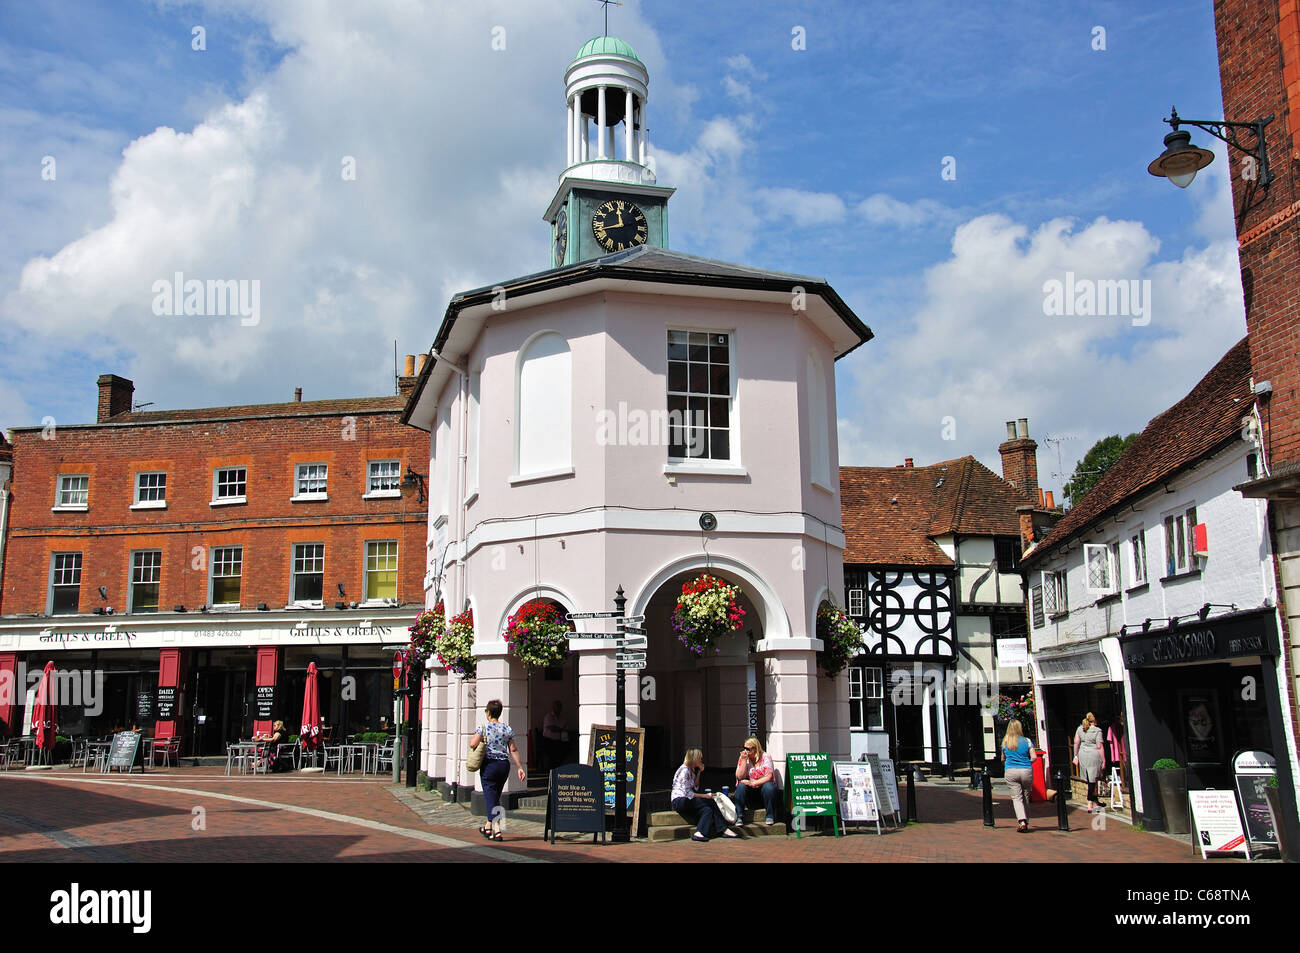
[649,808,768,827]
[647,821,787,842]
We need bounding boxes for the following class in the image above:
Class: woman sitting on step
[671,748,739,842]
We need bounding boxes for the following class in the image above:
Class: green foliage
[1267,774,1279,789]
[1063,433,1138,507]
[1152,758,1181,771]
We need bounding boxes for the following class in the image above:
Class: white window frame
[48,552,83,615]
[54,474,89,511]
[290,542,325,607]
[131,471,167,510]
[208,545,243,608]
[665,327,741,471]
[129,549,162,614]
[1130,529,1147,586]
[212,466,248,506]
[847,588,864,618]
[363,540,399,604]
[364,459,402,499]
[1042,570,1067,616]
[1083,542,1117,595]
[291,463,329,502]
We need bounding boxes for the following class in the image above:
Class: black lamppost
[1148,106,1274,189]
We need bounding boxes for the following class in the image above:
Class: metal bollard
[1054,768,1070,831]
[982,767,995,827]
[905,764,918,823]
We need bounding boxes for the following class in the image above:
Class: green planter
[1149,768,1189,835]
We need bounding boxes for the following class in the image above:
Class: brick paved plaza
[0,768,1207,864]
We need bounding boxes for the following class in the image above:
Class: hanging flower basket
[997,692,1035,724]
[506,600,573,670]
[436,608,477,678]
[671,574,746,656]
[407,602,445,665]
[816,601,864,678]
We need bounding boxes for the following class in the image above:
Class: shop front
[1121,607,1299,854]
[1031,638,1129,804]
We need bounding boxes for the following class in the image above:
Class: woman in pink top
[733,736,778,825]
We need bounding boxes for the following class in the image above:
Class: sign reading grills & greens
[787,752,840,836]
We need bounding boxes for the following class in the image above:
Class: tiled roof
[1024,336,1252,563]
[9,396,406,431]
[840,456,1033,565]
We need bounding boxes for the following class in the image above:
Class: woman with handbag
[671,748,738,841]
[1074,712,1106,813]
[469,699,526,841]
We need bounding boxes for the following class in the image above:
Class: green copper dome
[572,35,642,64]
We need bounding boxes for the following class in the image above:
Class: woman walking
[1001,719,1037,833]
[469,699,527,841]
[671,748,738,841]
[1074,712,1106,813]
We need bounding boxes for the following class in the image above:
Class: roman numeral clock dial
[592,200,649,253]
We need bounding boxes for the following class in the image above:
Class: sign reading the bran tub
[587,725,644,837]
[544,763,606,844]
[787,752,839,827]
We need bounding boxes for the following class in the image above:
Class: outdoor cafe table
[338,743,371,775]
[226,741,265,776]
[85,740,112,773]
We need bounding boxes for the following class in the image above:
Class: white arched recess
[491,584,583,646]
[808,583,834,647]
[515,330,572,478]
[630,553,793,642]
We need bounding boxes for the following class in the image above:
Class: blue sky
[1,0,1245,493]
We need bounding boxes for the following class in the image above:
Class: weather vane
[594,0,622,36]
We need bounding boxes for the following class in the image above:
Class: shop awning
[1032,645,1113,684]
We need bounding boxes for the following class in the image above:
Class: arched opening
[498,591,580,778]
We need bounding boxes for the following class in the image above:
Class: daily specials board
[587,725,645,838]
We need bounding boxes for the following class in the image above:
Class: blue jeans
[673,796,725,837]
[734,781,777,820]
[481,758,510,825]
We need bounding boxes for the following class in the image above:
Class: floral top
[475,721,514,761]
[738,752,773,784]
[671,763,699,802]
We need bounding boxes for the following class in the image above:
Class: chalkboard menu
[108,731,144,773]
[156,686,176,720]
[255,685,276,720]
[587,725,645,837]
[136,691,154,722]
[544,763,607,844]
[787,752,840,835]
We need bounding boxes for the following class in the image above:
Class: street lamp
[1148,106,1273,189]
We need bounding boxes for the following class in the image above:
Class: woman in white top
[671,748,738,842]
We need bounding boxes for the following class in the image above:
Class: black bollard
[1054,768,1070,831]
[982,767,995,827]
[905,764,918,823]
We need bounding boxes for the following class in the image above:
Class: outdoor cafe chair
[322,744,343,773]
[376,741,395,774]
[152,737,179,768]
[276,743,300,771]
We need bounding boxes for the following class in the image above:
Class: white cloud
[757,187,847,227]
[858,193,955,230]
[836,214,1247,492]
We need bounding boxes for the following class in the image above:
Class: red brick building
[0,366,429,754]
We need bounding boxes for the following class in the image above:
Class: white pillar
[582,116,589,161]
[597,85,607,158]
[577,647,619,762]
[761,649,820,786]
[624,89,633,161]
[607,124,615,161]
[639,101,648,165]
[566,98,575,166]
[475,652,528,796]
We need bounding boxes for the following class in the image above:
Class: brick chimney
[998,418,1039,496]
[97,375,135,422]
[397,354,420,399]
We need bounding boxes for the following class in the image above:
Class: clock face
[554,209,568,266]
[591,200,648,253]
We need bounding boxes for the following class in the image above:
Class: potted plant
[1148,758,1189,834]
[505,599,573,670]
[815,602,864,677]
[670,574,746,656]
[407,602,445,665]
[435,608,477,678]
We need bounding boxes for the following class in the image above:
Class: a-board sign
[108,731,145,773]
[544,763,606,844]
[787,752,840,834]
[587,725,645,837]
[255,685,275,720]
[22,686,36,736]
[135,690,154,722]
[1189,790,1250,859]
[833,761,881,827]
[156,686,176,720]
[1233,750,1278,847]
[878,757,902,817]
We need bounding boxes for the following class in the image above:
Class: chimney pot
[905,457,914,468]
[1045,490,1055,509]
[1005,421,1017,440]
[1038,487,1045,508]
[416,353,429,373]
[294,387,302,403]
[403,354,416,376]
[1017,418,1029,438]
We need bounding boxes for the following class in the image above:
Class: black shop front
[1121,607,1299,856]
